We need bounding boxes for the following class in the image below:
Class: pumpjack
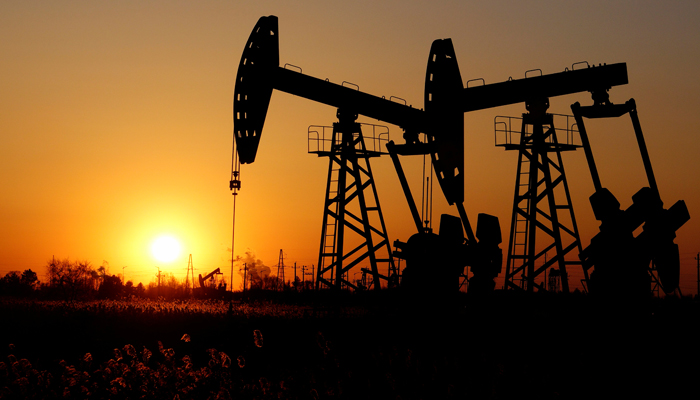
[233,16,505,292]
[571,97,690,297]
[199,268,222,289]
[231,15,689,296]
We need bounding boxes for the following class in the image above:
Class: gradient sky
[2,1,699,293]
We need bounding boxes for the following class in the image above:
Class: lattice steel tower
[276,249,285,291]
[310,109,397,291]
[496,100,585,292]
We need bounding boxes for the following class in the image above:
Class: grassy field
[0,292,698,399]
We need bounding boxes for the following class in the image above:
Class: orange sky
[1,1,699,293]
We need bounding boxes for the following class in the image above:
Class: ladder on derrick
[310,110,397,290]
[495,112,585,292]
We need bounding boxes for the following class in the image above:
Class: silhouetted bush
[0,270,39,298]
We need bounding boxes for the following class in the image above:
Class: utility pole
[293,262,297,291]
[156,267,162,297]
[186,254,194,295]
[239,262,248,292]
[304,265,315,291]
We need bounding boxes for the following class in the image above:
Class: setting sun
[151,236,182,263]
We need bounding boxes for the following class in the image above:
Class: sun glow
[151,236,182,263]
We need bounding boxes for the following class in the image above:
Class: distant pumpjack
[572,97,689,297]
[199,268,222,289]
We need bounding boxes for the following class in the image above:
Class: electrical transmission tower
[277,249,285,291]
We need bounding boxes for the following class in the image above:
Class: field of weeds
[0,293,698,399]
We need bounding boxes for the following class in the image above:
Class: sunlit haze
[151,236,182,264]
[1,1,699,293]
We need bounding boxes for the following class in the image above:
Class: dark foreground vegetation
[0,291,699,399]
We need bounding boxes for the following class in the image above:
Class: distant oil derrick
[276,249,285,291]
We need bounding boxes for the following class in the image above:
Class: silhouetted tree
[0,271,20,295]
[98,274,123,299]
[45,258,95,300]
[20,269,39,290]
[123,280,134,296]
[135,282,146,297]
[0,269,39,297]
[119,280,146,298]
[146,273,190,299]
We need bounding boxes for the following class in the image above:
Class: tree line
[0,258,319,300]
[0,258,208,300]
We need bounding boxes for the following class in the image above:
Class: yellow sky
[1,1,699,293]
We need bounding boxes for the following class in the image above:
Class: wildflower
[111,377,127,387]
[83,353,93,364]
[237,356,245,368]
[8,344,15,351]
[19,359,31,370]
[220,352,231,368]
[17,376,29,390]
[181,334,191,342]
[11,361,20,375]
[123,344,137,358]
[113,348,123,361]
[142,347,152,364]
[253,329,264,347]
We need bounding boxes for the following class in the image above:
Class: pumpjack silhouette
[231,15,689,296]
